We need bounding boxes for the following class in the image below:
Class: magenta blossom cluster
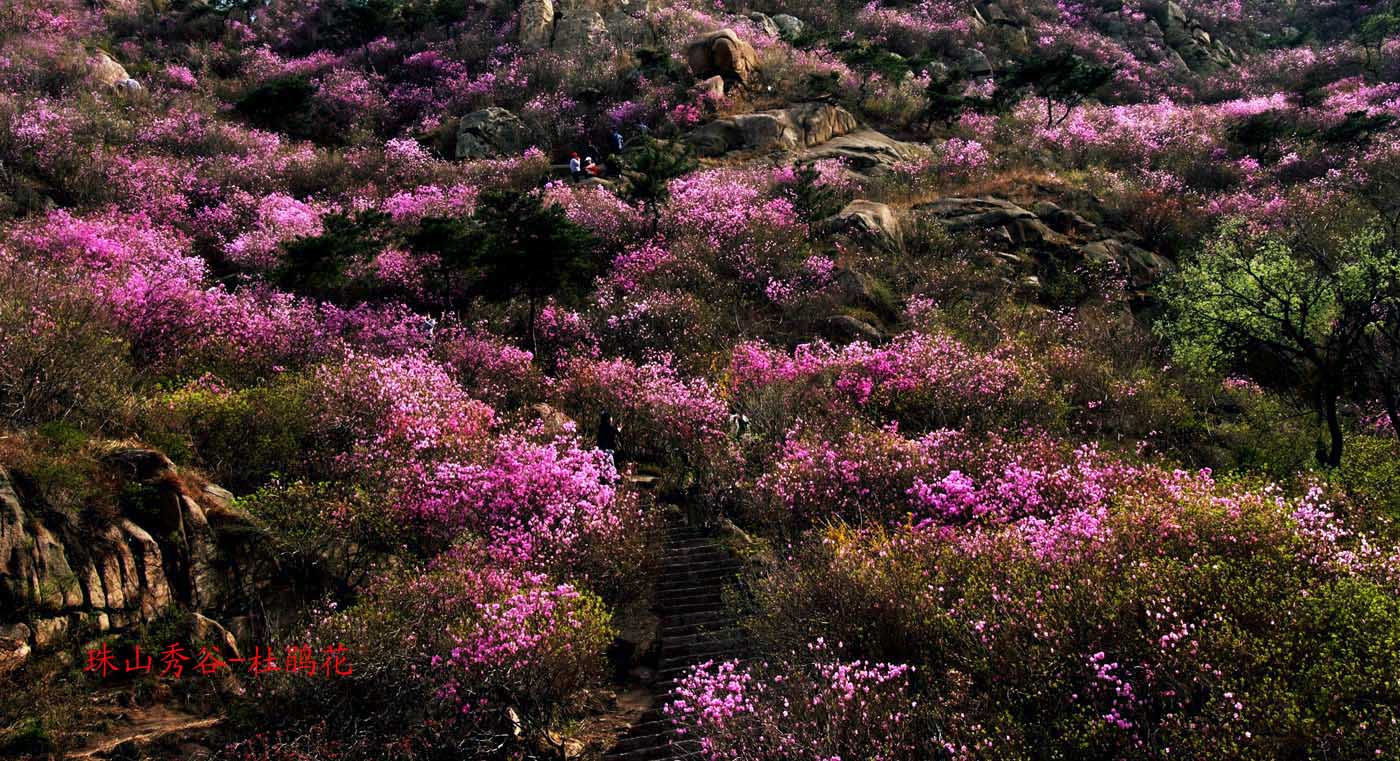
[667,641,919,761]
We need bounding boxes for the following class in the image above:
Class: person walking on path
[596,411,622,458]
[569,152,582,180]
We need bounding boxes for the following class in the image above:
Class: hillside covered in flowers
[2,0,1400,758]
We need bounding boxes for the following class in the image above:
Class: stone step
[663,638,747,662]
[657,563,741,580]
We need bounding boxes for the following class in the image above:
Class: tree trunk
[1382,382,1400,449]
[527,295,538,358]
[1323,390,1344,467]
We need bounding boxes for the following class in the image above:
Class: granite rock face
[456,107,532,160]
[0,450,267,674]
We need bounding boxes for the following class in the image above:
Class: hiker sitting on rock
[584,156,602,177]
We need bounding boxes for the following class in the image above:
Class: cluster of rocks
[1142,0,1238,71]
[683,99,925,176]
[518,0,650,52]
[827,195,1172,292]
[0,449,269,674]
[747,11,804,40]
[686,102,858,156]
[964,0,1236,74]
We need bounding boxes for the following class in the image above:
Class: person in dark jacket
[597,411,622,456]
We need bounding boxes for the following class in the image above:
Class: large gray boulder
[749,12,780,38]
[456,107,531,160]
[827,200,906,252]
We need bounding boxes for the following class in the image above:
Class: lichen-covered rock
[800,129,926,175]
[554,10,610,50]
[456,107,531,160]
[686,29,759,86]
[828,200,906,251]
[518,0,555,49]
[772,13,804,39]
[0,450,269,662]
[687,103,857,156]
[88,50,131,90]
[749,12,780,38]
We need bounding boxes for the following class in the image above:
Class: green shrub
[738,489,1400,759]
[141,375,312,491]
[0,261,133,430]
[1336,434,1400,524]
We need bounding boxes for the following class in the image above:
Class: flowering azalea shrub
[667,643,922,761]
[268,547,615,757]
[553,356,740,492]
[729,331,1043,432]
[400,434,653,594]
[755,424,1165,533]
[432,325,545,409]
[731,479,1400,760]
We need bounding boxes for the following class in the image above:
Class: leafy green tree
[998,49,1113,128]
[781,164,846,224]
[922,69,969,129]
[1359,9,1400,73]
[618,137,696,234]
[1158,218,1400,466]
[466,190,600,353]
[1365,286,1400,443]
[275,212,392,304]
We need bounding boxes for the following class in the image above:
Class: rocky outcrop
[1145,0,1236,71]
[519,0,647,50]
[456,107,531,160]
[800,129,927,175]
[912,196,1173,290]
[518,0,555,49]
[686,29,759,89]
[687,103,858,157]
[554,10,610,50]
[749,12,780,38]
[0,450,267,674]
[772,14,804,39]
[827,200,906,252]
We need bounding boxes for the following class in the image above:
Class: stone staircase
[605,519,747,761]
